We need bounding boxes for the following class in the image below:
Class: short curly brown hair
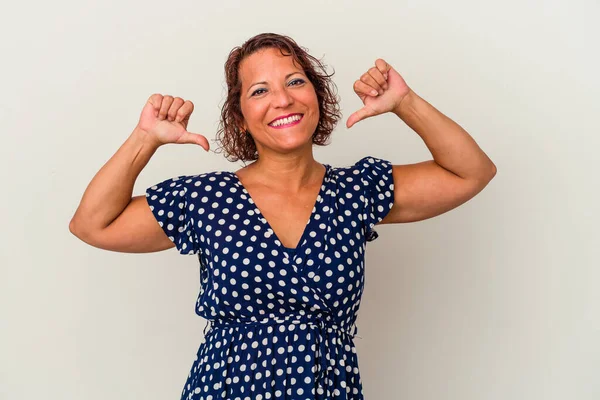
[213,32,342,163]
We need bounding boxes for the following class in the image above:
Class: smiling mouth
[268,114,303,128]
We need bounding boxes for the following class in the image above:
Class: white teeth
[270,115,301,127]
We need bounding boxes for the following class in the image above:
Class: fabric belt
[202,314,362,391]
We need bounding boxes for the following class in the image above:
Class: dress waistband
[201,313,361,390]
[202,313,362,339]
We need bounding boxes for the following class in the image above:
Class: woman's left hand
[346,58,412,129]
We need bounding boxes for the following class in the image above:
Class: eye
[251,88,266,97]
[289,78,305,86]
[250,78,305,97]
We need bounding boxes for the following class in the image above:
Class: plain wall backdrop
[1,0,598,399]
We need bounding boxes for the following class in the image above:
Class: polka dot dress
[146,156,395,400]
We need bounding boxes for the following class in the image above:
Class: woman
[70,33,496,400]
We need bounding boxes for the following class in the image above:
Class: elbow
[488,162,497,179]
[69,218,96,248]
[69,218,81,238]
[69,218,108,249]
[481,159,497,181]
[69,217,89,240]
[470,163,497,188]
[480,163,497,188]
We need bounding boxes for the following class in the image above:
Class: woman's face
[238,47,320,155]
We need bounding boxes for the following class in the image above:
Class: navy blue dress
[146,156,395,400]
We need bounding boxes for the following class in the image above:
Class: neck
[243,155,324,193]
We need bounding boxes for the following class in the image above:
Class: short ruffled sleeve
[145,175,200,255]
[355,156,395,242]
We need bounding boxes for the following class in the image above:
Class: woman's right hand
[136,93,210,151]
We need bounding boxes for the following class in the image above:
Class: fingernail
[371,90,378,96]
[384,73,388,80]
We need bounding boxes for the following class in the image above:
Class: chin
[272,134,312,149]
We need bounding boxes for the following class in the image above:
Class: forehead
[239,47,302,84]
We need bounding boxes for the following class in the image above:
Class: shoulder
[146,170,236,199]
[329,156,393,182]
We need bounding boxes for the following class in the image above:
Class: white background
[1,0,598,399]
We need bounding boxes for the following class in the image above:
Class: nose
[271,86,294,108]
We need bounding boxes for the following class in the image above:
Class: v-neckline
[231,163,330,252]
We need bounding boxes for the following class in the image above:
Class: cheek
[240,103,264,125]
[297,84,319,111]
[309,96,320,119]
[308,92,320,114]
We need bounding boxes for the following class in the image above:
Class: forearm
[394,90,496,180]
[70,127,160,234]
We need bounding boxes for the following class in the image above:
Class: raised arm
[382,89,496,224]
[346,59,496,224]
[69,94,209,253]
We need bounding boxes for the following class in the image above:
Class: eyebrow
[247,72,303,94]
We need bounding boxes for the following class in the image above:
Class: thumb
[178,131,210,152]
[346,107,373,129]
